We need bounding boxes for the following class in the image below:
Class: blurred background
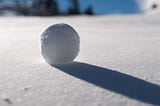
[0,0,159,16]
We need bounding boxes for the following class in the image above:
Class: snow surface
[0,12,160,106]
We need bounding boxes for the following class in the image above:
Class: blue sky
[2,0,141,14]
[58,0,140,14]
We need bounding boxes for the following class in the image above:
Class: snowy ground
[0,12,160,106]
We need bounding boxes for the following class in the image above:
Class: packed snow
[0,9,160,106]
[41,23,80,65]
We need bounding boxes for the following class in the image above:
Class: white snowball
[41,23,80,65]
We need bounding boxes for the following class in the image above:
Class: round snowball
[41,23,80,65]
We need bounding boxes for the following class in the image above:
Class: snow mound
[138,0,160,14]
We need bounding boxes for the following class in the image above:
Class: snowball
[41,23,80,65]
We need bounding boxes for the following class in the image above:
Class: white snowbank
[137,0,160,13]
[0,13,160,106]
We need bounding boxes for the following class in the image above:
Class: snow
[0,12,160,106]
[138,0,160,13]
[41,23,80,65]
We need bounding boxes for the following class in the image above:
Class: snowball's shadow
[54,62,160,105]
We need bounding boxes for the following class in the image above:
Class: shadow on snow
[53,62,160,105]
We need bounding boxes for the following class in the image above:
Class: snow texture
[0,12,160,106]
[41,23,80,65]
